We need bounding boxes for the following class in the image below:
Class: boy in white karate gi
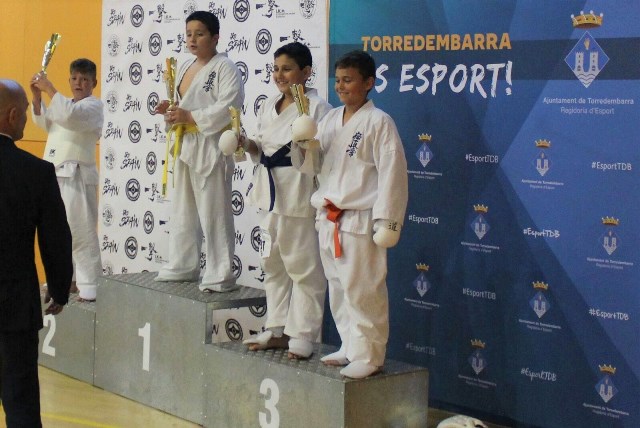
[31,59,103,302]
[304,50,408,378]
[241,42,331,358]
[154,11,244,292]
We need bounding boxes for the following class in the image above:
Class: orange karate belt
[324,199,345,258]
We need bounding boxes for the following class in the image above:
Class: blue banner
[327,1,639,426]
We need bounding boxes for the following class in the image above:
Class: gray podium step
[204,341,429,428]
[94,272,266,425]
[38,295,96,385]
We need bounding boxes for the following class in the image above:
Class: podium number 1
[138,322,150,371]
[259,378,280,428]
[42,314,56,357]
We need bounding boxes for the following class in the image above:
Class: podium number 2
[42,314,56,357]
[138,322,150,371]
[259,378,280,428]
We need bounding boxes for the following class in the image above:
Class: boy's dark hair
[335,50,376,80]
[186,11,220,36]
[274,42,312,69]
[70,58,97,80]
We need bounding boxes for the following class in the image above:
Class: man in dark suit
[0,79,73,427]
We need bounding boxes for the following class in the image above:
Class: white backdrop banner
[100,0,328,289]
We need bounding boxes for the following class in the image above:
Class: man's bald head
[0,79,29,141]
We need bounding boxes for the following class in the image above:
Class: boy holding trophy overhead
[240,42,332,359]
[30,58,104,302]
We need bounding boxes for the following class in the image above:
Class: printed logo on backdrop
[248,265,265,282]
[149,4,180,24]
[587,216,634,271]
[107,35,121,57]
[147,92,160,115]
[119,210,139,228]
[128,121,142,143]
[249,305,267,317]
[521,139,564,190]
[143,211,154,234]
[102,178,119,197]
[255,63,274,84]
[148,33,163,56]
[235,230,244,246]
[250,226,262,252]
[102,204,114,227]
[257,1,294,19]
[125,236,138,259]
[141,242,157,261]
[103,122,123,140]
[280,29,320,50]
[225,319,243,341]
[183,0,198,18]
[306,63,317,87]
[404,264,440,311]
[232,164,246,181]
[148,64,163,83]
[231,190,244,215]
[130,5,145,27]
[227,33,250,53]
[106,65,123,83]
[104,147,116,170]
[146,152,157,175]
[232,255,242,278]
[256,29,273,54]
[233,0,250,22]
[299,0,316,19]
[208,2,227,19]
[582,364,630,421]
[236,61,249,84]
[102,260,114,276]
[167,34,185,53]
[125,36,143,55]
[565,11,608,88]
[102,235,119,254]
[460,204,500,254]
[107,8,125,26]
[408,133,443,180]
[518,281,562,333]
[123,95,142,114]
[105,91,119,113]
[457,340,497,390]
[147,124,165,144]
[126,178,141,201]
[144,183,164,203]
[254,94,268,116]
[121,152,141,170]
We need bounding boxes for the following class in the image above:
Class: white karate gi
[247,90,331,342]
[156,53,244,291]
[311,100,408,366]
[32,94,103,301]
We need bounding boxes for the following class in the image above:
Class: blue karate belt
[259,142,292,211]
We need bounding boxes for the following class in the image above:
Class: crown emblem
[535,139,551,148]
[599,364,616,375]
[416,263,430,271]
[602,217,619,226]
[473,204,488,213]
[571,10,604,28]
[471,339,486,349]
[532,281,549,290]
[418,133,432,142]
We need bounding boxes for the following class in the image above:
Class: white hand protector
[373,219,402,248]
[219,129,239,156]
[291,114,317,142]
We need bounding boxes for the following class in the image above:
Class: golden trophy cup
[219,106,246,162]
[290,84,317,143]
[41,33,62,75]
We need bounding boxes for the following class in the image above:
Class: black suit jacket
[0,134,73,331]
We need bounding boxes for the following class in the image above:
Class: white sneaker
[339,361,381,379]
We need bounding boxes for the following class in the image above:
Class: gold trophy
[41,33,62,75]
[290,84,318,148]
[161,57,178,197]
[219,106,246,162]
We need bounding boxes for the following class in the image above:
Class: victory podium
[204,342,429,428]
[38,295,96,384]
[93,272,266,424]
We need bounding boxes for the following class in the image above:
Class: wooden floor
[0,366,509,428]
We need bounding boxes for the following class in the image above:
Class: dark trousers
[0,329,41,428]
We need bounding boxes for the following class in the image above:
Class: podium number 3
[42,314,56,357]
[259,378,280,428]
[138,322,150,371]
